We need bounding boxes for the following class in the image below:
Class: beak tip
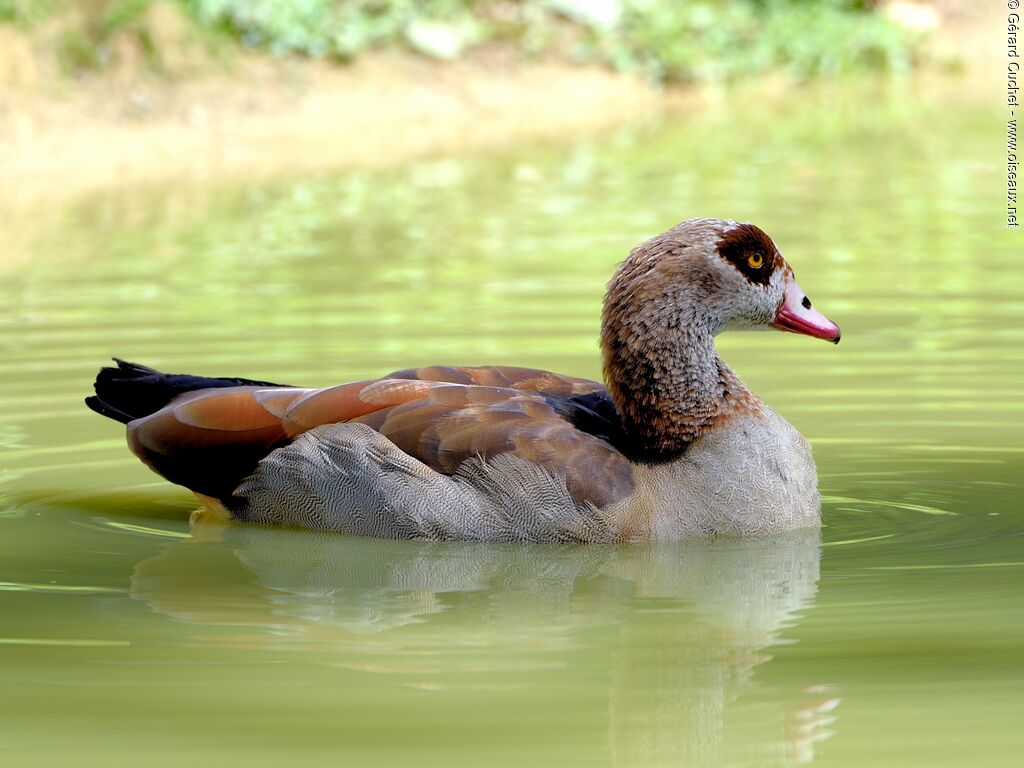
[776,274,840,345]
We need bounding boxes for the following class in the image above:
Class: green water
[1,80,1021,766]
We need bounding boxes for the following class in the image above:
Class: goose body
[87,218,839,542]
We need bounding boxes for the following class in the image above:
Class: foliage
[0,0,923,81]
[186,0,484,60]
[611,0,917,82]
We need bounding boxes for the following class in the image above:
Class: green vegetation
[0,0,922,81]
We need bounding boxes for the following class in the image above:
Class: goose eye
[747,252,764,269]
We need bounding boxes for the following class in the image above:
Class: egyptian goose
[86,218,839,542]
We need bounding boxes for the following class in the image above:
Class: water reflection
[132,521,832,766]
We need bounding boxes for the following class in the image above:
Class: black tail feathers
[85,358,290,424]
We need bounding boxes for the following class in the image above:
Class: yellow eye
[747,252,764,269]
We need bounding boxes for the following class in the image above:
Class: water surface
[1,80,1021,767]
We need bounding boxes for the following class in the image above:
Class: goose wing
[126,365,633,508]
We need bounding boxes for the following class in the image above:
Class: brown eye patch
[715,223,780,286]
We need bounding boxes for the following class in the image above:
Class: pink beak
[772,272,841,344]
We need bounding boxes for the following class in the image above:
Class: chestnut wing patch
[347,381,634,509]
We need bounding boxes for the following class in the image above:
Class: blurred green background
[2,2,1021,767]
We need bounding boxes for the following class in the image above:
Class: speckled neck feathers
[600,223,760,462]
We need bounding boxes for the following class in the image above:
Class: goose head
[603,217,840,345]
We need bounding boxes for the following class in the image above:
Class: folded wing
[127,365,634,509]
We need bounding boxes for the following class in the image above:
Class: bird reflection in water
[131,515,838,766]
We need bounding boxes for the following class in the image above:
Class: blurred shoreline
[0,1,992,211]
[0,50,669,208]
